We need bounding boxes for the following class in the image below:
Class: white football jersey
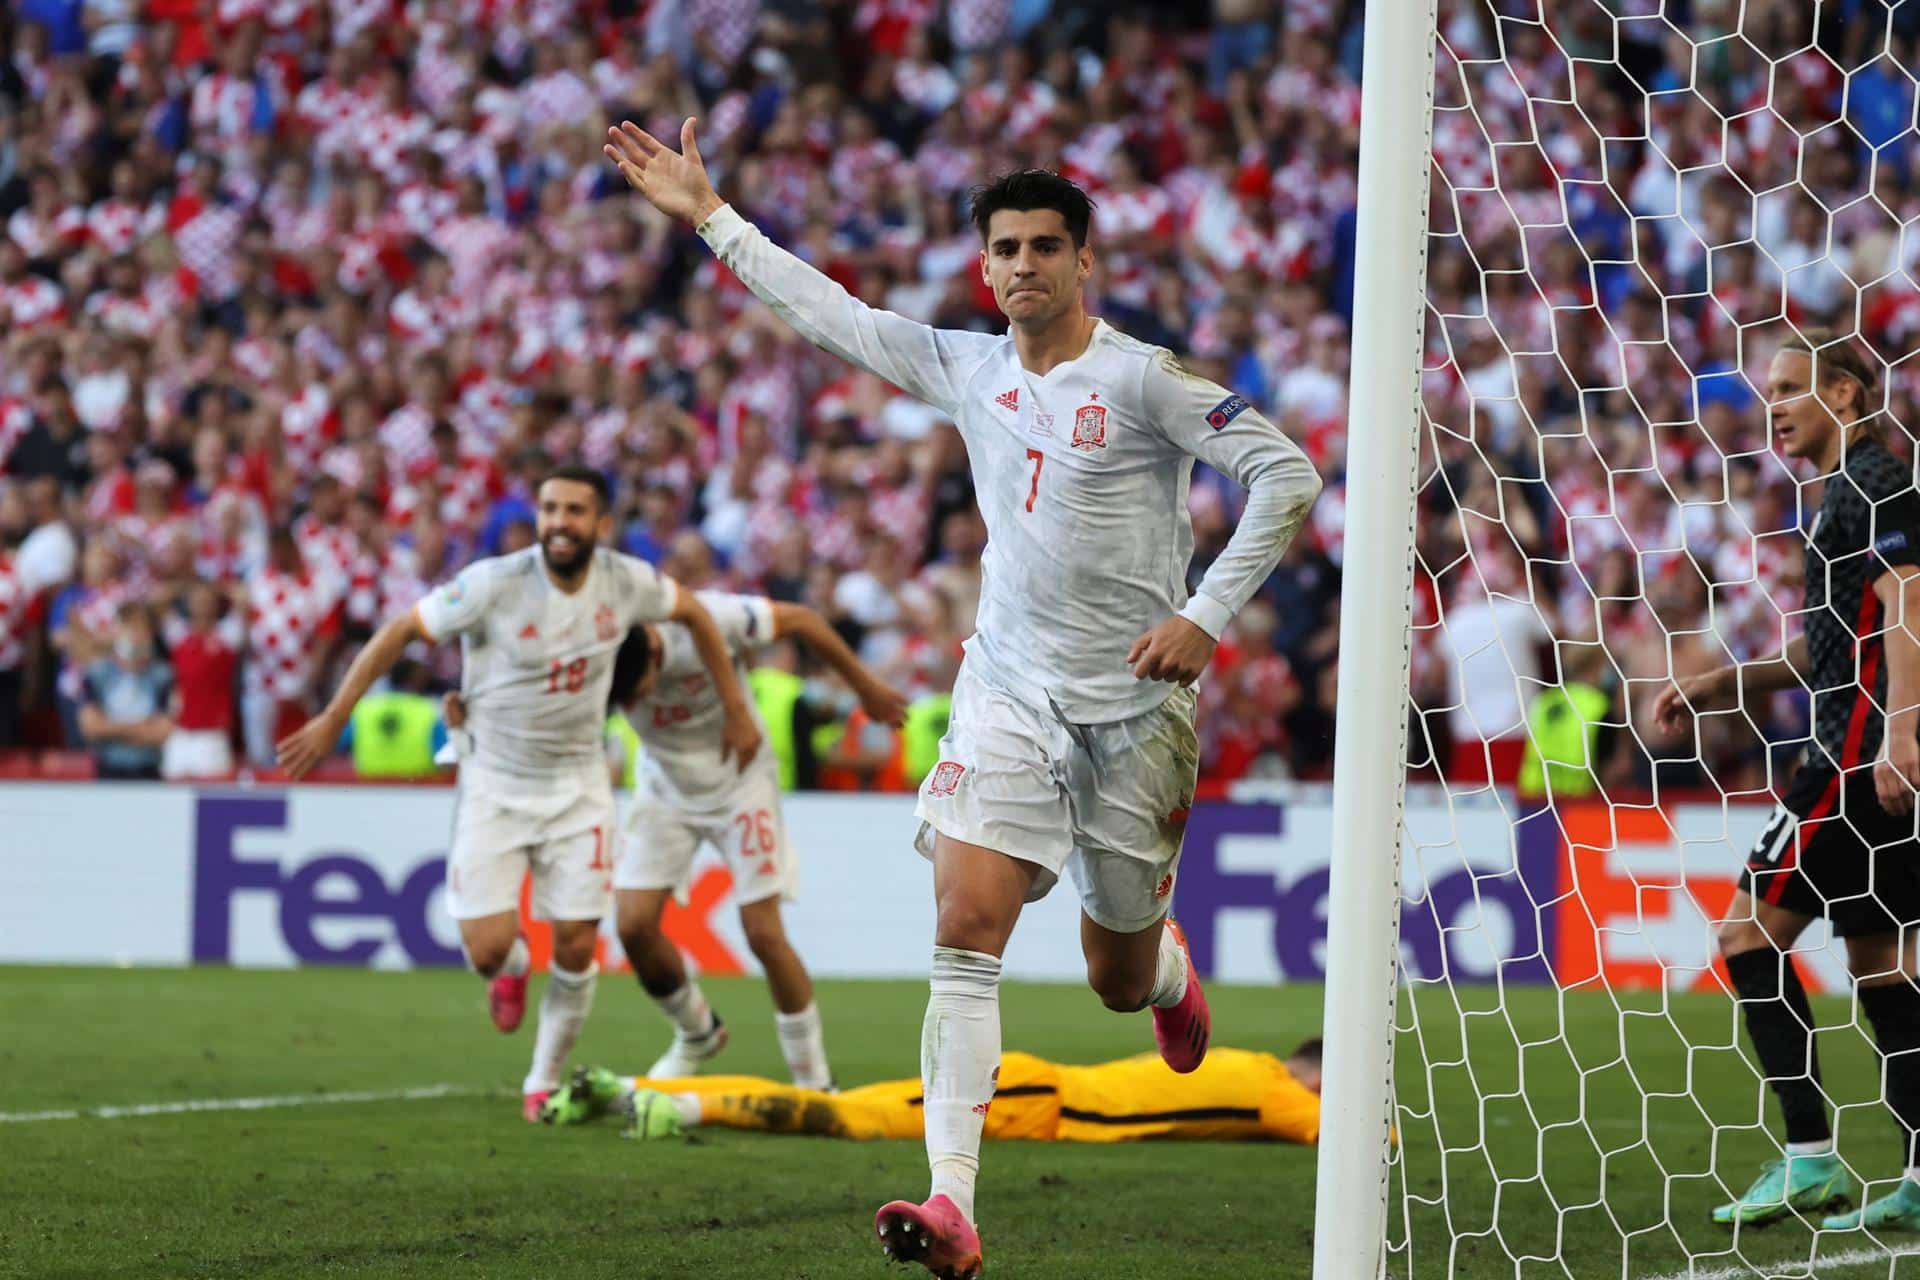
[621,590,777,816]
[415,546,679,782]
[699,205,1322,723]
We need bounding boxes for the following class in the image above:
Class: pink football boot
[874,1195,984,1279]
[1152,918,1211,1073]
[488,970,528,1033]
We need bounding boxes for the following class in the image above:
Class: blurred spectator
[77,600,172,780]
[0,0,1905,798]
[159,580,240,780]
[340,656,449,779]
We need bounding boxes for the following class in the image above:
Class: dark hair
[968,169,1096,247]
[608,626,655,708]
[539,462,612,511]
[1288,1037,1323,1065]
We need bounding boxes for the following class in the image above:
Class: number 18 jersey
[415,546,680,785]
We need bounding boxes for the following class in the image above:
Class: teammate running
[452,592,908,1091]
[540,1040,1325,1148]
[1652,330,1920,1231]
[606,121,1321,1277]
[277,464,761,1121]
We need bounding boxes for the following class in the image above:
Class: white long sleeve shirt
[698,204,1322,724]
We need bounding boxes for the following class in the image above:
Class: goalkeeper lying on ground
[539,1039,1323,1145]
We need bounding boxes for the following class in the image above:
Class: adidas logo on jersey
[519,623,539,641]
[995,388,1019,412]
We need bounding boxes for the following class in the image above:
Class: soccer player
[457,593,908,1089]
[541,1040,1326,1147]
[606,121,1322,1275]
[1652,330,1920,1230]
[276,464,761,1121]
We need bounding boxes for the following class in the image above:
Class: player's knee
[466,939,511,977]
[617,917,661,957]
[616,900,667,956]
[551,931,597,974]
[1848,937,1904,984]
[1718,915,1770,957]
[933,898,1014,954]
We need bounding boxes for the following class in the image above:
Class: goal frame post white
[1310,3,1441,1277]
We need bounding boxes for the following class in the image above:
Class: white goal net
[1364,2,1920,1277]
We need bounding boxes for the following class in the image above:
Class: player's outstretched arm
[670,590,762,769]
[276,608,425,778]
[770,602,909,727]
[605,119,992,420]
[1648,636,1809,735]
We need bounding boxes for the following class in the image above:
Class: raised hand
[604,118,726,228]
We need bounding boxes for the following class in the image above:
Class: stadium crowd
[0,0,1913,796]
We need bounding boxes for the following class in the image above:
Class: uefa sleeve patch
[1205,394,1250,430]
[1877,531,1910,556]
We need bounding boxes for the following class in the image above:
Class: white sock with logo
[923,946,1002,1224]
[775,1002,833,1090]
[1147,924,1189,1009]
[654,980,716,1039]
[523,961,598,1095]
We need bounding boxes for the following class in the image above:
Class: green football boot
[619,1087,686,1141]
[1711,1154,1852,1227]
[538,1065,628,1126]
[1823,1177,1920,1231]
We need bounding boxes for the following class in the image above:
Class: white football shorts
[914,660,1200,933]
[445,766,615,922]
[614,762,796,906]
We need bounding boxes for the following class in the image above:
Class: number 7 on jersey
[1024,448,1043,513]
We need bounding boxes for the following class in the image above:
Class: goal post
[1313,2,1920,1276]
[1312,2,1441,1278]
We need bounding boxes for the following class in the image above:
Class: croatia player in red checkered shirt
[608,121,1320,1277]
[277,465,762,1122]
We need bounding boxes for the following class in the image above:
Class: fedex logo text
[191,796,462,967]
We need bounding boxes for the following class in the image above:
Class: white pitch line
[1642,1243,1920,1280]
[0,1082,478,1124]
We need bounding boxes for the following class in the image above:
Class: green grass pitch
[1,967,1915,1278]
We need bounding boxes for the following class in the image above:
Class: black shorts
[1742,766,1920,936]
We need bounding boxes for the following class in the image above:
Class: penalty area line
[0,1082,480,1124]
[1641,1243,1920,1280]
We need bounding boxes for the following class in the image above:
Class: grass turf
[0,967,1915,1278]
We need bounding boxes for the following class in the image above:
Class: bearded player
[278,464,762,1120]
[607,121,1321,1277]
[1653,330,1920,1231]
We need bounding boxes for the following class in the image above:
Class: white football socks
[654,980,717,1039]
[922,946,1002,1224]
[1147,924,1189,1009]
[775,1002,833,1090]
[523,961,597,1095]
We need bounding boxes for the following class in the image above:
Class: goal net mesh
[1393,2,1919,1275]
